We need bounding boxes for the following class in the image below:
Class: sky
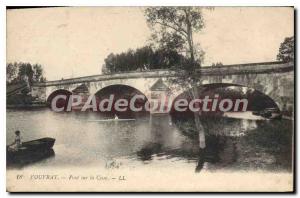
[7,7,294,80]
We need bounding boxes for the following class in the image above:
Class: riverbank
[6,103,47,109]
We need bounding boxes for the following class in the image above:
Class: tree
[18,63,34,84]
[6,62,46,85]
[33,64,45,82]
[102,45,192,74]
[277,36,294,63]
[145,7,205,68]
[6,62,18,83]
[145,7,209,153]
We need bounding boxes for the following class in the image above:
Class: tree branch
[153,20,188,39]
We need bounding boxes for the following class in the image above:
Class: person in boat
[8,130,22,151]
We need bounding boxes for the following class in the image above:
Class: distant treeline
[277,36,294,63]
[6,62,46,85]
[102,35,294,75]
[102,46,200,74]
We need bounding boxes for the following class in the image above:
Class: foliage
[277,36,294,63]
[103,46,195,74]
[145,7,206,71]
[6,62,46,85]
[6,63,18,83]
[144,7,211,91]
[243,119,293,170]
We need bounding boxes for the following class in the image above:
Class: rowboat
[7,137,55,165]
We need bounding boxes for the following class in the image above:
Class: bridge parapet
[33,61,293,87]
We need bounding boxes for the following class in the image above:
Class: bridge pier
[149,113,172,143]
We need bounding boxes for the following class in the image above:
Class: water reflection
[138,114,292,172]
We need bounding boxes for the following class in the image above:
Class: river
[7,109,293,172]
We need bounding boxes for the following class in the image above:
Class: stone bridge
[31,61,294,112]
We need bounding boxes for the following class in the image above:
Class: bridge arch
[46,89,72,110]
[170,83,281,119]
[94,84,150,119]
[89,78,157,98]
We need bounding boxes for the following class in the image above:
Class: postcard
[6,6,294,192]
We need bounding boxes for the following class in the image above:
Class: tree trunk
[185,9,205,149]
[185,11,195,64]
[187,24,195,64]
[192,86,206,149]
